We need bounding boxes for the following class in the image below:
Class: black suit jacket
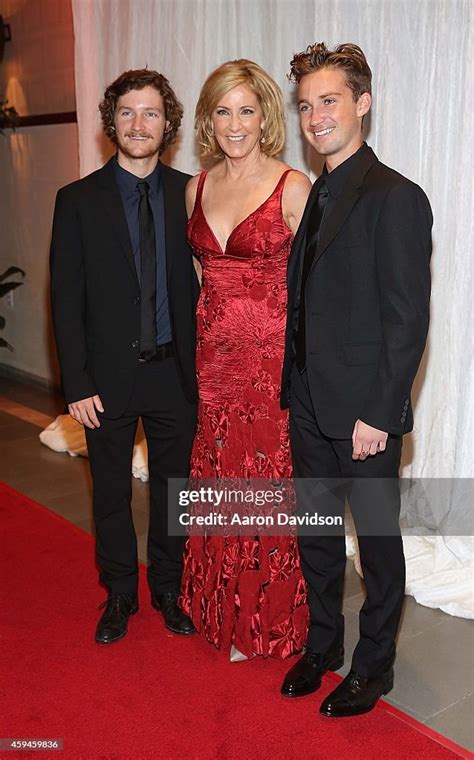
[281,144,432,438]
[50,157,199,417]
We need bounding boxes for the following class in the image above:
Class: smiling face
[298,67,371,170]
[211,83,265,161]
[114,85,170,165]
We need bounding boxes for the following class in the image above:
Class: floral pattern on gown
[179,169,308,658]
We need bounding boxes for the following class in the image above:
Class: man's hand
[352,419,388,461]
[68,394,104,429]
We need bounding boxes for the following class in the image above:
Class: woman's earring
[260,134,266,144]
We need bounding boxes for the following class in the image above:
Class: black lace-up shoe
[281,645,344,697]
[95,592,138,644]
[319,667,394,717]
[151,592,196,635]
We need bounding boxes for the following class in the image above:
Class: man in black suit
[51,69,198,643]
[280,44,432,716]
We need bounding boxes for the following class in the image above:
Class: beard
[116,130,162,160]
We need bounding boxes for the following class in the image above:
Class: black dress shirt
[320,142,367,233]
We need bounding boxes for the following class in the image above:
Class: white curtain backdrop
[70,0,473,615]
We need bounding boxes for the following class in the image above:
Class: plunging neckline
[198,169,291,254]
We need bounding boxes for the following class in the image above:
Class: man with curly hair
[51,69,198,643]
[280,44,432,716]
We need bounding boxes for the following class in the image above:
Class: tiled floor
[1,373,473,753]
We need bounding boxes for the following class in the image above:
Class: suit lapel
[96,157,139,286]
[308,187,361,274]
[308,144,379,276]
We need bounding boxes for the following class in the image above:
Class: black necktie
[137,181,157,360]
[295,181,329,372]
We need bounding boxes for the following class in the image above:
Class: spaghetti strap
[195,171,208,205]
[274,168,293,195]
[188,171,208,223]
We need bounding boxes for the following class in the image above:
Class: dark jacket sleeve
[360,181,433,434]
[50,188,98,404]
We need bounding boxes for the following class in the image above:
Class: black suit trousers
[289,366,405,678]
[85,356,197,597]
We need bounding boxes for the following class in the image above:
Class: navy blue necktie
[295,181,329,372]
[137,181,157,360]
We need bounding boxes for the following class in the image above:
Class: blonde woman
[179,60,311,659]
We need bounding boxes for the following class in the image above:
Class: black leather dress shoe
[95,592,138,644]
[151,592,196,635]
[319,668,394,717]
[281,645,344,697]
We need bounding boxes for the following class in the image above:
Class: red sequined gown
[179,169,308,658]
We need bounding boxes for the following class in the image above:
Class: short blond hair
[195,59,285,160]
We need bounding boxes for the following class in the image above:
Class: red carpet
[1,481,471,760]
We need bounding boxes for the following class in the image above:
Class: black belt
[138,341,174,363]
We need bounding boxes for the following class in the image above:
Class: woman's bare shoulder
[281,167,312,232]
[282,168,312,209]
[282,166,312,191]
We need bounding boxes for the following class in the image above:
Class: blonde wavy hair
[195,59,285,160]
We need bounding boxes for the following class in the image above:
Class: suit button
[400,414,406,422]
[134,296,141,305]
[131,340,139,348]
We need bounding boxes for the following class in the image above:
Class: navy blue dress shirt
[114,157,171,345]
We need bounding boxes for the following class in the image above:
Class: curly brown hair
[99,69,183,155]
[289,43,372,101]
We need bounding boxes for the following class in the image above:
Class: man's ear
[357,92,372,118]
[164,120,171,133]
